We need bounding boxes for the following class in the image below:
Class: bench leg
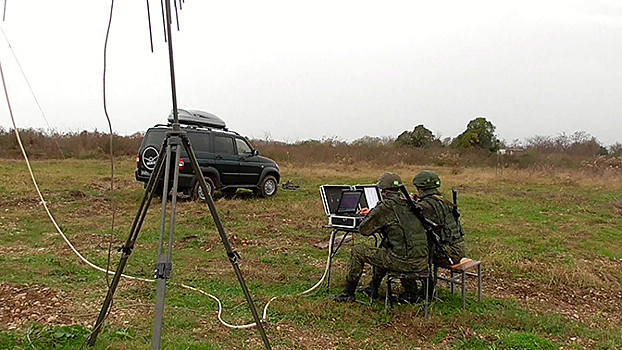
[424,276,429,317]
[450,271,455,294]
[433,266,439,300]
[384,278,392,315]
[477,264,482,302]
[461,270,466,309]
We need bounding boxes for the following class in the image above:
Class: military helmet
[377,172,402,190]
[413,170,441,189]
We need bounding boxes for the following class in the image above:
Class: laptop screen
[336,190,363,214]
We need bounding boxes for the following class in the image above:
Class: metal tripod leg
[181,135,272,350]
[88,139,168,347]
[326,229,337,295]
[88,132,271,350]
[151,135,181,349]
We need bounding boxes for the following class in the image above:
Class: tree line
[0,119,620,169]
[395,116,620,156]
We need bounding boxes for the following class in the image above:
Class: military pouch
[428,195,464,243]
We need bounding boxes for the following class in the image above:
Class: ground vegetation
[0,157,620,349]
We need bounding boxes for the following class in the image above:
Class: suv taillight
[179,158,185,170]
[136,153,140,167]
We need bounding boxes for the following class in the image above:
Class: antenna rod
[163,0,179,128]
[146,0,154,52]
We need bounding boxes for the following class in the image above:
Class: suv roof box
[168,109,227,129]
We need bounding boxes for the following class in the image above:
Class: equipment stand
[325,227,359,294]
[88,127,271,349]
[88,1,271,349]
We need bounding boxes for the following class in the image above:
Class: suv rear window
[143,129,166,146]
[188,132,211,152]
[214,135,235,154]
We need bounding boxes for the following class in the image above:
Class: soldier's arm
[358,202,391,237]
[418,199,438,222]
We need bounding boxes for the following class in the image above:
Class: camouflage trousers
[399,241,465,296]
[346,244,428,285]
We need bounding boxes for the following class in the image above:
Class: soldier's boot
[333,281,357,303]
[359,276,383,300]
[399,277,421,304]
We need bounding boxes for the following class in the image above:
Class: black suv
[135,109,280,199]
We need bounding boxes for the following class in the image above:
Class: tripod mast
[88,1,272,348]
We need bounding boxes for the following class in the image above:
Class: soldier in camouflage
[398,170,466,299]
[413,170,465,267]
[333,173,429,303]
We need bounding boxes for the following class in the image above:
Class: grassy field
[0,158,621,349]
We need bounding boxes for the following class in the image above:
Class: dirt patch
[0,283,80,330]
[1,244,50,257]
[0,281,154,332]
[483,271,622,327]
[0,195,42,209]
[272,321,339,349]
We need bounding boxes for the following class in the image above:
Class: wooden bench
[434,259,482,309]
[385,269,432,317]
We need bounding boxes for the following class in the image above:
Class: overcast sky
[0,0,620,145]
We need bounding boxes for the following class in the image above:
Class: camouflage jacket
[418,189,465,265]
[358,191,428,264]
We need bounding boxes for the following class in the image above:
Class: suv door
[212,134,239,185]
[235,138,262,185]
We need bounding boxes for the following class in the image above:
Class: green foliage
[25,324,88,349]
[452,117,501,152]
[498,332,556,349]
[396,124,440,148]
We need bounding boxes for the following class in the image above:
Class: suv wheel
[193,177,215,202]
[258,175,278,198]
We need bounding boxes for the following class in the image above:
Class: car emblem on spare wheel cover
[142,146,159,171]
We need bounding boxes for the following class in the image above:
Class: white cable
[181,282,278,329]
[0,57,283,329]
[298,230,334,296]
[7,108,332,328]
[208,230,334,328]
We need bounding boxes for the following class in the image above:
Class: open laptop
[336,190,364,216]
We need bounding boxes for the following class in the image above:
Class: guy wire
[79,1,118,345]
[102,0,117,295]
[0,25,65,159]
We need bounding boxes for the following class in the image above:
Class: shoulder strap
[431,194,456,208]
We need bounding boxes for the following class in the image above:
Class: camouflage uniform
[418,188,465,266]
[344,191,429,286]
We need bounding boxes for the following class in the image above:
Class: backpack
[424,195,465,243]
